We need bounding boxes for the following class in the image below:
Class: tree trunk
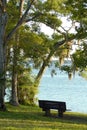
[10,67,19,106]
[35,51,53,84]
[10,0,25,106]
[0,10,8,110]
[10,37,19,106]
[35,38,75,86]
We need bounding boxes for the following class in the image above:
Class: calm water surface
[37,67,87,113]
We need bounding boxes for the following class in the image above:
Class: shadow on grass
[62,113,87,124]
[0,105,87,126]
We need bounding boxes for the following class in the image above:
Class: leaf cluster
[72,43,87,70]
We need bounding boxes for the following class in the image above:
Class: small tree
[18,72,38,105]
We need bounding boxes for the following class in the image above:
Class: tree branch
[56,29,66,39]
[25,12,42,23]
[6,0,35,41]
[19,0,24,18]
[53,33,76,50]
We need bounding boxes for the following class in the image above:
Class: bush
[18,85,38,105]
[18,72,38,105]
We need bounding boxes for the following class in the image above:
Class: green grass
[0,104,87,130]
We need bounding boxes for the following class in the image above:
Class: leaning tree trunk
[35,39,72,86]
[0,10,8,110]
[35,51,54,85]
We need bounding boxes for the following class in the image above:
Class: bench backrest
[39,100,66,112]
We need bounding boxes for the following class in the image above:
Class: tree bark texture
[0,10,8,110]
[10,58,19,106]
[10,36,19,105]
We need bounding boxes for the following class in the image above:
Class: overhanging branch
[6,0,35,41]
[25,12,42,23]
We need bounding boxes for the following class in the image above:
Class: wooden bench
[38,100,66,117]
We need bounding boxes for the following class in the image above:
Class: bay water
[37,65,87,114]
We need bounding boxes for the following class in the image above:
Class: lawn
[0,104,87,130]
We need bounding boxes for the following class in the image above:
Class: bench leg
[45,109,50,116]
[58,110,63,117]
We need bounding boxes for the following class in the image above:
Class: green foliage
[60,65,73,79]
[18,85,37,105]
[44,0,67,12]
[72,43,87,70]
[73,42,87,79]
[80,68,87,80]
[64,0,87,39]
[43,13,62,29]
[33,0,68,31]
[64,0,87,20]
[19,27,53,69]
[18,72,38,105]
[6,0,19,34]
[61,65,72,73]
